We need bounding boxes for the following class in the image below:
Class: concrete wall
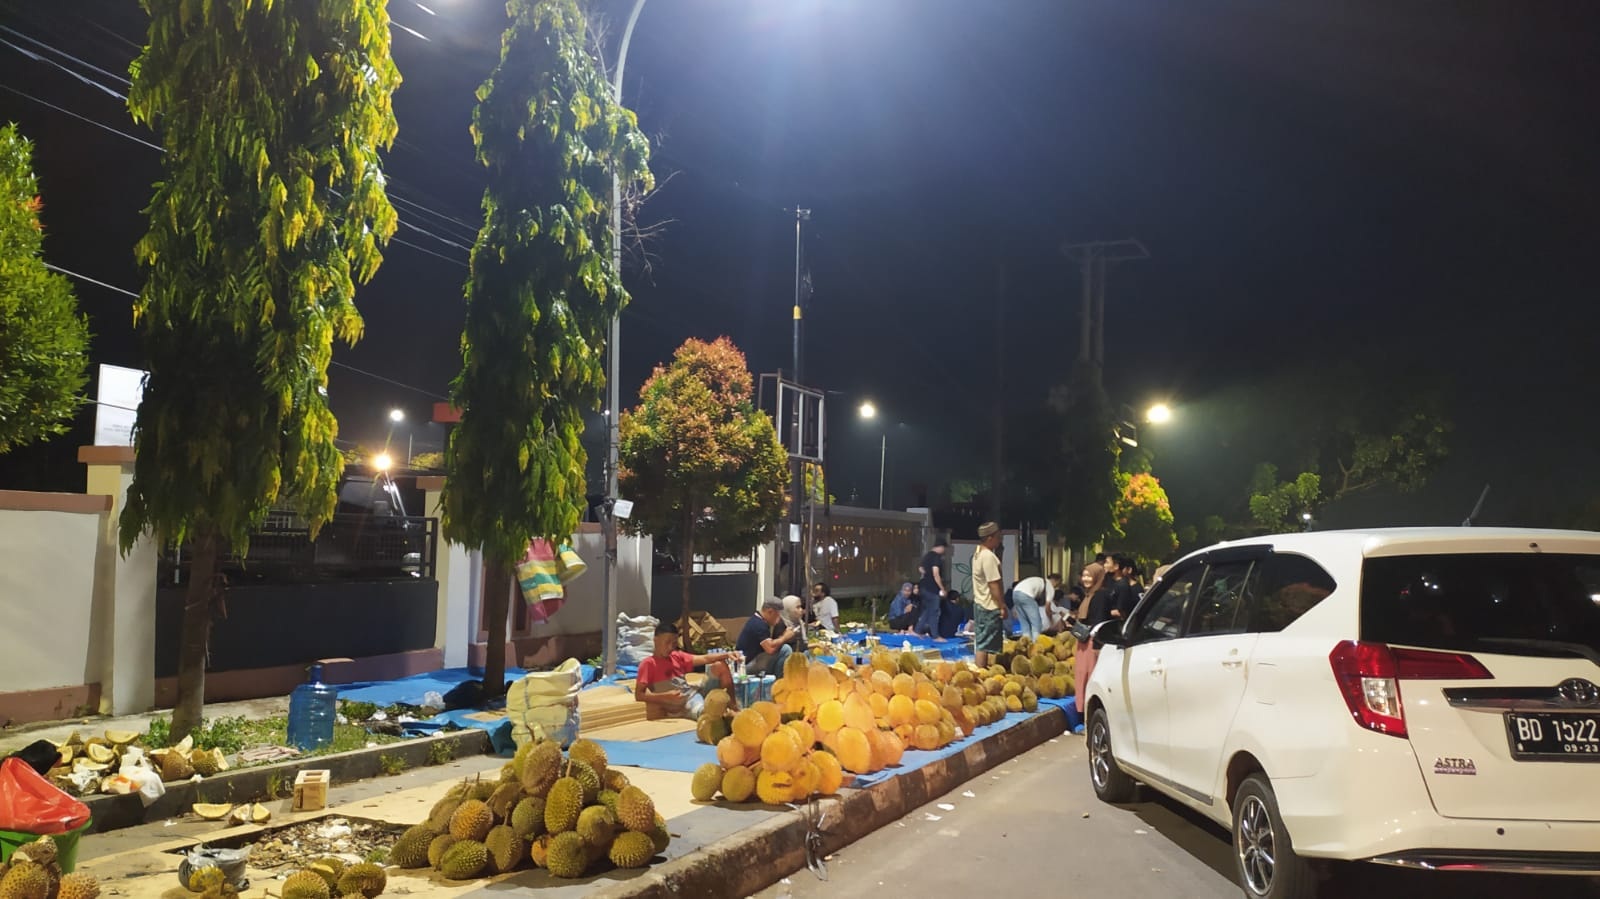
[0,491,111,721]
[650,572,760,622]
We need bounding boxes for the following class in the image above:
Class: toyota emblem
[1556,678,1600,706]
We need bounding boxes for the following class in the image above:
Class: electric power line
[0,82,161,150]
[0,25,130,85]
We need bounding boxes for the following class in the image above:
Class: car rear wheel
[1087,707,1137,803]
[1233,773,1317,899]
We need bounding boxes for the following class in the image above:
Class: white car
[1083,528,1600,899]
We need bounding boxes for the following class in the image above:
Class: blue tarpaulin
[332,665,597,741]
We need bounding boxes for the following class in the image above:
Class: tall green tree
[121,0,400,739]
[442,0,651,697]
[0,124,89,453]
[618,337,788,630]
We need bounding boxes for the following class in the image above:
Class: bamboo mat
[580,717,696,742]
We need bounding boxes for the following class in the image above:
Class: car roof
[1197,527,1600,561]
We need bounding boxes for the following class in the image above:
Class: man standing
[915,536,950,637]
[971,522,1005,668]
[810,581,839,632]
[1111,554,1142,619]
[737,597,796,676]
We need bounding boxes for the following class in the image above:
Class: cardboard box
[292,769,330,812]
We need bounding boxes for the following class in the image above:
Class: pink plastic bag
[0,758,91,834]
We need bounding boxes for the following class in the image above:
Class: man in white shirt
[1011,574,1050,641]
[810,581,839,633]
[971,522,1005,668]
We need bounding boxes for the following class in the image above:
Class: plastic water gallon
[286,663,338,751]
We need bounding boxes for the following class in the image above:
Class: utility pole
[788,207,811,598]
[1061,239,1150,379]
[992,262,1006,528]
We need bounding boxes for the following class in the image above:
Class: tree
[441,0,652,698]
[1111,471,1178,569]
[0,124,89,454]
[1017,362,1122,550]
[120,0,400,740]
[618,337,788,630]
[1247,463,1322,532]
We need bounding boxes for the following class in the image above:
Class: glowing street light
[389,408,406,423]
[373,452,393,472]
[1145,403,1172,424]
[858,400,877,420]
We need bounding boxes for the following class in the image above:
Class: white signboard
[93,363,147,446]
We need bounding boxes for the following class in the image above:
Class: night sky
[2,0,1598,531]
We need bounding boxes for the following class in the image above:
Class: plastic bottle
[286,663,338,751]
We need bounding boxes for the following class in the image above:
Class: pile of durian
[691,638,1075,801]
[267,858,386,899]
[0,836,99,899]
[47,731,228,796]
[386,739,668,881]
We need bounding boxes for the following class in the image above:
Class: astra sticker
[1433,757,1476,775]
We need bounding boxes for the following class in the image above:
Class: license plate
[1505,712,1600,761]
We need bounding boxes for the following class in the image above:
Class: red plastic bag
[0,758,91,834]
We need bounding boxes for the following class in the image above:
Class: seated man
[737,597,796,676]
[888,582,920,632]
[634,622,738,721]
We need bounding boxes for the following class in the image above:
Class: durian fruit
[448,799,494,842]
[755,769,794,805]
[647,813,671,854]
[483,825,527,875]
[759,729,802,773]
[597,789,621,813]
[335,863,385,899]
[469,780,497,802]
[601,768,630,793]
[720,765,756,803]
[528,834,553,869]
[690,763,723,802]
[58,872,99,899]
[389,825,434,868]
[191,803,232,820]
[425,788,467,833]
[498,761,518,785]
[560,758,601,805]
[160,750,196,781]
[188,866,228,892]
[1005,694,1023,713]
[898,650,922,674]
[715,736,744,768]
[576,806,617,860]
[486,781,522,821]
[281,870,332,899]
[190,749,220,776]
[701,688,731,720]
[608,830,655,868]
[306,860,342,892]
[509,796,545,839]
[0,862,51,899]
[438,840,488,880]
[544,778,584,834]
[730,708,770,749]
[518,742,562,797]
[426,834,459,869]
[543,832,589,879]
[1021,689,1039,713]
[567,739,608,781]
[614,786,656,833]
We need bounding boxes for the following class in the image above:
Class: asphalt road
[752,733,1600,899]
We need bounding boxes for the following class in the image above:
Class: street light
[373,452,393,472]
[1145,403,1172,424]
[858,401,886,509]
[389,408,406,423]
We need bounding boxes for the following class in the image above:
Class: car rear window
[1360,552,1600,657]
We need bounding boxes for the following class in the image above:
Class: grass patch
[141,715,404,764]
[377,754,408,776]
[427,740,454,766]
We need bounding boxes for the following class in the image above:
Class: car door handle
[1148,660,1164,676]
[1221,658,1244,669]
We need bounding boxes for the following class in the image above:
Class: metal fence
[160,514,438,584]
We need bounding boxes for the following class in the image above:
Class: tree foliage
[121,0,400,737]
[441,0,652,565]
[0,124,89,454]
[1247,463,1322,532]
[1013,363,1122,550]
[1111,471,1178,568]
[121,0,400,552]
[618,337,788,626]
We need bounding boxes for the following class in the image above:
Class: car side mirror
[1094,620,1128,648]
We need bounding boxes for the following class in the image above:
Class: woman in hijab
[888,582,919,632]
[1074,562,1115,720]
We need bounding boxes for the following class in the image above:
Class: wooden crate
[686,611,729,650]
[292,769,330,812]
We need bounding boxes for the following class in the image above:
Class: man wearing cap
[634,622,740,721]
[737,597,797,677]
[971,522,1005,668]
[915,536,950,638]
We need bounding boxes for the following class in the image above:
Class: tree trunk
[483,561,512,701]
[172,528,220,742]
[679,506,695,635]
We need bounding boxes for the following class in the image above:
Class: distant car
[247,470,424,578]
[1083,528,1600,898]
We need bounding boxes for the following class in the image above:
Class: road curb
[596,707,1068,899]
[81,730,492,832]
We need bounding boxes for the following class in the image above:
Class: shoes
[1072,724,1086,735]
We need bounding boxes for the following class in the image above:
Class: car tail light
[1328,642,1492,738]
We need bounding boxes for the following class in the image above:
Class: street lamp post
[387,408,411,467]
[601,0,649,679]
[858,401,887,510]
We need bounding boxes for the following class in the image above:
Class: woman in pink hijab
[1073,561,1114,720]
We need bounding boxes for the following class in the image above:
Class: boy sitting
[634,622,739,721]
